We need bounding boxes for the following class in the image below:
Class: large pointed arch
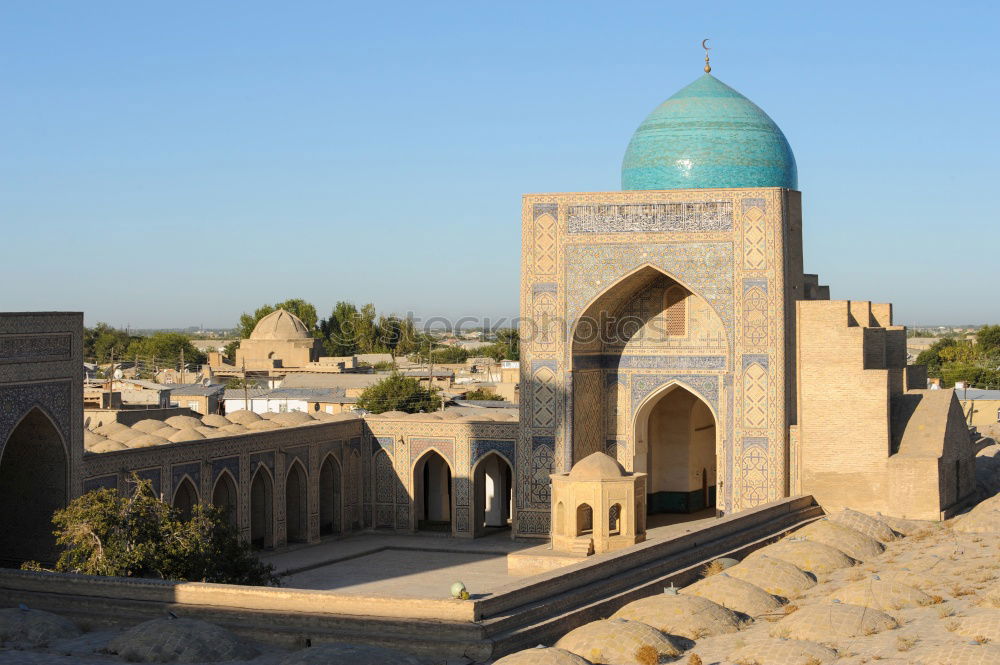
[249,464,274,549]
[569,263,728,467]
[0,407,68,566]
[633,380,718,517]
[471,450,513,536]
[570,263,729,349]
[412,449,453,533]
[172,475,199,521]
[211,469,238,528]
[319,453,342,536]
[285,459,309,544]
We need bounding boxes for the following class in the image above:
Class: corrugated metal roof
[279,373,383,389]
[451,399,516,409]
[170,384,225,396]
[221,387,355,403]
[222,388,269,399]
[958,388,1000,400]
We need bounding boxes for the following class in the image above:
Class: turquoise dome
[621,74,797,190]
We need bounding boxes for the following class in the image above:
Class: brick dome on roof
[250,309,310,340]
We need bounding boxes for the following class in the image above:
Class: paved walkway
[262,529,534,598]
[262,512,720,599]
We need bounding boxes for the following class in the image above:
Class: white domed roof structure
[250,309,310,340]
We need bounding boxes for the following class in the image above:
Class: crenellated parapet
[795,300,976,519]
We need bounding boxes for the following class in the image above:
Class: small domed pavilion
[550,452,647,554]
[234,309,323,370]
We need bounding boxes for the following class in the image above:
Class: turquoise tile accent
[622,74,797,191]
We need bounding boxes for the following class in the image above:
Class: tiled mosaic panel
[566,201,733,234]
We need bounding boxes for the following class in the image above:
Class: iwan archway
[413,450,452,533]
[0,407,68,566]
[634,382,717,517]
[569,264,728,515]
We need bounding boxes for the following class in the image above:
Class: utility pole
[180,348,185,385]
[426,334,439,411]
[242,359,249,413]
[106,349,114,407]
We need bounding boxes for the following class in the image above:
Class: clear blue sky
[2,1,997,329]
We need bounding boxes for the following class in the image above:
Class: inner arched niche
[0,408,67,566]
[571,265,726,469]
[633,383,717,515]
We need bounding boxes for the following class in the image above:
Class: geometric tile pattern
[520,186,795,524]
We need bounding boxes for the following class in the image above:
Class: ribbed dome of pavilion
[621,73,797,191]
[250,309,310,340]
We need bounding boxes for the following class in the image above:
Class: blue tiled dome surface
[621,74,797,190]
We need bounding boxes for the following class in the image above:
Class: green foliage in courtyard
[29,475,278,586]
[462,388,505,401]
[355,372,441,414]
[917,325,1000,388]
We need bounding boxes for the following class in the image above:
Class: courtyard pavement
[263,510,720,599]
[262,529,533,599]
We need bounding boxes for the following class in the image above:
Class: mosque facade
[0,62,977,562]
[514,68,973,537]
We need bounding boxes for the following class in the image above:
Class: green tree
[463,388,504,401]
[354,303,379,353]
[223,339,240,361]
[355,372,441,414]
[33,475,277,585]
[237,299,319,339]
[481,328,520,362]
[437,346,470,364]
[320,301,360,356]
[977,325,1000,354]
[224,376,254,390]
[84,323,137,364]
[127,333,206,367]
[916,338,958,378]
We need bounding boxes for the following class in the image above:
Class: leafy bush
[27,475,277,585]
[463,388,504,401]
[355,372,441,414]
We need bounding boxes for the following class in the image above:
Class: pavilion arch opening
[212,471,238,528]
[570,264,727,472]
[472,452,512,536]
[319,455,342,536]
[576,503,593,536]
[285,460,308,544]
[173,476,199,521]
[634,383,717,517]
[413,450,452,532]
[250,466,274,549]
[0,408,67,566]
